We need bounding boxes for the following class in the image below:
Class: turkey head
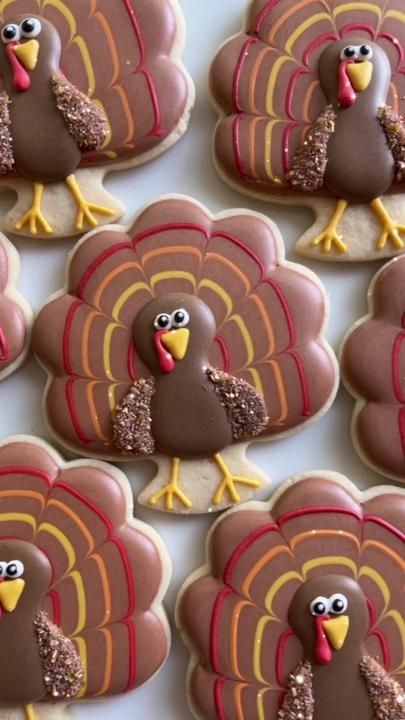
[0,15,59,95]
[0,539,51,706]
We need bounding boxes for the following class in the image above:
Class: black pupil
[332,599,344,612]
[7,564,17,576]
[158,315,170,328]
[174,312,185,324]
[345,47,356,57]
[3,25,17,39]
[22,19,35,33]
[314,602,326,615]
[360,46,370,55]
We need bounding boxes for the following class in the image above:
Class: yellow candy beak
[323,615,350,651]
[347,60,373,92]
[0,578,25,612]
[161,328,190,361]
[12,39,39,71]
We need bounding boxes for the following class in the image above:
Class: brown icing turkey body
[113,293,268,510]
[0,14,113,234]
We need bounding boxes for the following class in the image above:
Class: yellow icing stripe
[111,281,150,321]
[257,687,271,720]
[199,279,233,318]
[265,571,302,614]
[264,120,283,184]
[38,523,76,572]
[359,566,390,614]
[386,10,405,23]
[0,0,17,17]
[254,616,276,683]
[384,610,405,671]
[333,3,382,20]
[303,556,357,579]
[74,636,88,697]
[231,600,252,679]
[151,271,197,291]
[103,323,120,381]
[247,368,264,397]
[266,58,290,116]
[41,0,77,40]
[229,315,254,366]
[269,360,289,424]
[73,36,96,97]
[95,628,113,696]
[69,571,87,635]
[285,14,333,55]
[0,512,36,531]
[108,384,118,413]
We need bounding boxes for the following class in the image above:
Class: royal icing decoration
[0,234,31,381]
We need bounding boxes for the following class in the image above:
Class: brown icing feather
[0,91,13,174]
[51,74,108,151]
[288,106,336,192]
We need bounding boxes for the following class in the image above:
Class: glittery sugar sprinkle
[378,106,405,183]
[360,655,405,720]
[0,92,14,174]
[206,368,268,439]
[113,377,156,455]
[51,74,108,151]
[279,662,314,720]
[287,105,336,192]
[34,611,83,699]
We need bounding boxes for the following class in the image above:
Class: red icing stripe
[391,327,405,403]
[340,23,375,39]
[0,326,8,362]
[232,114,249,179]
[111,536,136,618]
[210,587,233,672]
[264,278,296,350]
[132,223,210,246]
[224,523,279,585]
[123,618,137,690]
[282,123,299,175]
[63,300,84,375]
[215,336,231,373]
[55,482,115,535]
[288,351,311,417]
[213,676,226,720]
[128,343,136,382]
[77,242,133,298]
[65,378,93,444]
[278,506,363,526]
[275,628,295,686]
[303,33,338,66]
[122,0,145,67]
[366,596,377,629]
[398,406,405,458]
[141,68,163,137]
[233,37,258,112]
[369,629,390,670]
[213,230,266,281]
[378,33,404,70]
[47,589,61,627]
[254,0,283,34]
[364,514,405,543]
[0,466,53,487]
[286,69,306,119]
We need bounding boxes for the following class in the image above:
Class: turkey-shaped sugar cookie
[0,0,193,239]
[0,233,31,380]
[33,197,338,514]
[210,0,405,262]
[342,255,405,482]
[0,435,170,720]
[177,473,405,720]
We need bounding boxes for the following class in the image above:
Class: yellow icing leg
[213,453,262,505]
[15,183,53,235]
[311,199,348,253]
[371,197,405,250]
[66,174,115,231]
[149,457,193,511]
[24,706,36,720]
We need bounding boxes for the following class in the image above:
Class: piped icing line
[0,325,8,361]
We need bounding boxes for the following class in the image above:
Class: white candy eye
[310,596,330,616]
[20,18,41,38]
[340,45,358,61]
[171,308,190,329]
[154,313,172,331]
[1,23,21,44]
[0,561,7,577]
[359,44,373,61]
[5,560,24,579]
[329,593,348,614]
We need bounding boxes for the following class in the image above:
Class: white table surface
[0,0,395,718]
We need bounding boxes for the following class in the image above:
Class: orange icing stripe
[249,47,274,114]
[93,553,113,628]
[234,682,248,720]
[269,360,289,424]
[112,85,135,146]
[242,545,293,599]
[87,381,111,442]
[268,0,323,43]
[82,310,99,378]
[93,261,142,309]
[207,253,251,295]
[0,489,45,510]
[141,246,203,266]
[94,11,121,86]
[95,628,113,696]
[251,293,275,356]
[303,80,320,124]
[248,116,263,180]
[231,600,252,678]
[361,540,405,571]
[48,498,95,553]
[291,530,361,552]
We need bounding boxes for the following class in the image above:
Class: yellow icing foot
[371,198,405,250]
[149,457,193,511]
[311,199,348,254]
[25,705,36,720]
[66,174,115,231]
[15,183,53,235]
[213,454,262,505]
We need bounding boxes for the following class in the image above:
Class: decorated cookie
[210,0,405,262]
[0,233,31,380]
[0,0,194,239]
[32,196,338,514]
[0,435,170,720]
[177,472,405,720]
[341,255,405,482]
